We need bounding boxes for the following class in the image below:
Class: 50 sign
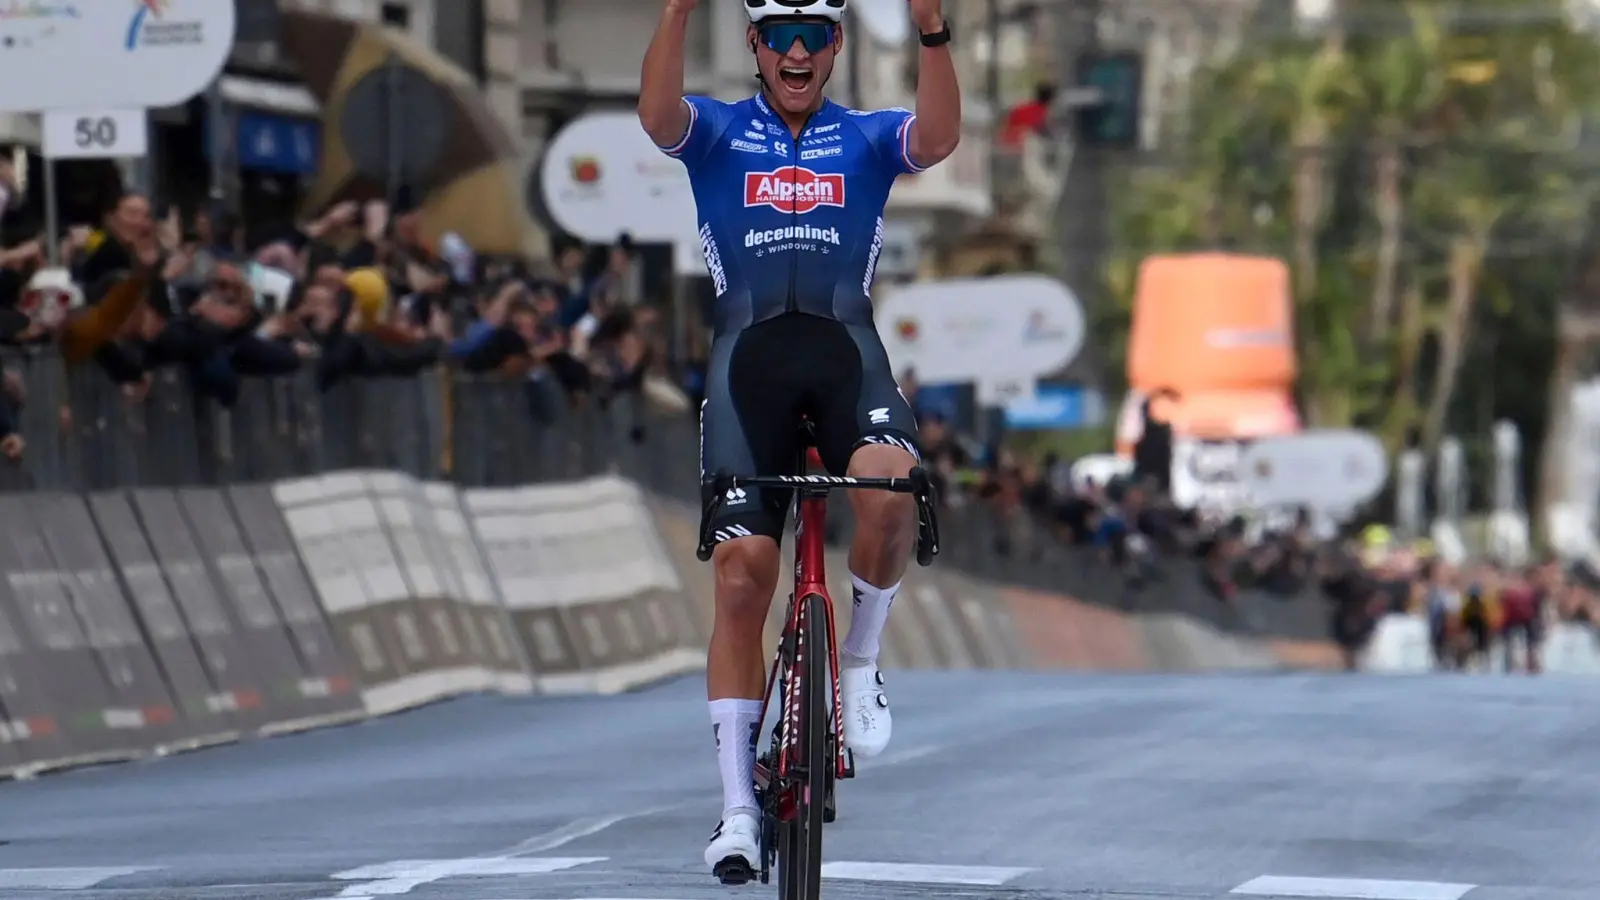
[74,117,119,151]
[43,109,149,160]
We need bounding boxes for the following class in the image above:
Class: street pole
[386,53,404,211]
[206,80,230,235]
[43,155,59,264]
[987,0,1002,195]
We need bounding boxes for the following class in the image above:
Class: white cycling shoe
[705,811,760,885]
[840,663,892,758]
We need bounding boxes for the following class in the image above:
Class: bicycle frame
[764,485,848,785]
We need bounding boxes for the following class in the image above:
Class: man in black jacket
[1133,387,1179,495]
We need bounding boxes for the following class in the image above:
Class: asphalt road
[0,672,1593,900]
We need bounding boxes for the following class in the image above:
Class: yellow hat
[1362,524,1392,547]
[344,268,389,325]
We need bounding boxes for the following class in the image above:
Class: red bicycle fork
[757,492,852,821]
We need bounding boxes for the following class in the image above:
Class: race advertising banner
[877,275,1086,398]
[539,112,699,247]
[1172,429,1389,519]
[1238,430,1389,515]
[0,0,235,111]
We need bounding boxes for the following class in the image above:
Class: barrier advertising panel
[0,546,75,772]
[464,476,703,694]
[88,492,244,741]
[363,472,491,696]
[32,494,182,747]
[0,495,143,764]
[275,476,407,708]
[130,489,276,729]
[423,482,532,693]
[179,488,354,724]
[225,485,362,720]
[275,474,478,714]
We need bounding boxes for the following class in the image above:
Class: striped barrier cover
[0,472,1343,780]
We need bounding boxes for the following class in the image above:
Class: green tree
[1107,0,1600,480]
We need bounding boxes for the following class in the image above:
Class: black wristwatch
[919,19,952,47]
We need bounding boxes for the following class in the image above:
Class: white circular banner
[539,112,699,246]
[1238,429,1389,511]
[0,1,234,111]
[876,275,1086,385]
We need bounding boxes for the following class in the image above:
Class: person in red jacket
[1000,83,1057,148]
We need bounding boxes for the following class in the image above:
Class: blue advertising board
[1003,385,1106,430]
[235,111,320,175]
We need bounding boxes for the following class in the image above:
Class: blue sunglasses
[757,21,836,54]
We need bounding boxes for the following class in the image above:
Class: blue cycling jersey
[658,92,925,337]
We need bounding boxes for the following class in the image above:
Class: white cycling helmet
[745,0,846,23]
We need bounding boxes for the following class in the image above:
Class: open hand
[907,0,943,31]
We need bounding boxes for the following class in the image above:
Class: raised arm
[638,0,696,149]
[905,0,961,167]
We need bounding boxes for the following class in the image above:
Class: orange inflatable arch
[1117,253,1300,453]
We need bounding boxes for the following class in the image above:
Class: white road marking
[501,804,680,855]
[322,857,605,898]
[1232,875,1477,900]
[820,862,1036,885]
[0,867,160,889]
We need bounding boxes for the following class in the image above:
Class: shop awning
[278,10,546,259]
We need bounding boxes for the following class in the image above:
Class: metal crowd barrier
[0,349,1331,640]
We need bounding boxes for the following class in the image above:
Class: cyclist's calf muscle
[708,536,781,701]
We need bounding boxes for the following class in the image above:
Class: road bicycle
[697,426,940,900]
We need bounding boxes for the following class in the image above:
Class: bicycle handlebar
[695,467,941,566]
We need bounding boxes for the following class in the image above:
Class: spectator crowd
[0,169,663,469]
[900,371,1600,672]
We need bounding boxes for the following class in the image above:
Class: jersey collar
[751,92,839,131]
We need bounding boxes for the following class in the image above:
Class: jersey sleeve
[868,108,930,177]
[655,95,729,171]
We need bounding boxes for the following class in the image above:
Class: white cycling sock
[841,574,899,666]
[709,698,763,817]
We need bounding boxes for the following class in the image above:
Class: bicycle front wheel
[778,593,831,900]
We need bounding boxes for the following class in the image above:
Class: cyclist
[638,0,960,882]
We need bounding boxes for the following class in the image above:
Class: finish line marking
[820,862,1036,885]
[0,868,161,890]
[317,857,606,899]
[1232,875,1477,900]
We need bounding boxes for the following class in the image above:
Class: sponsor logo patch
[730,139,768,154]
[743,167,846,214]
[800,146,843,160]
[744,225,841,248]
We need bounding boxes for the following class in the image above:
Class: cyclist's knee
[847,441,916,480]
[847,444,916,532]
[713,536,781,622]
